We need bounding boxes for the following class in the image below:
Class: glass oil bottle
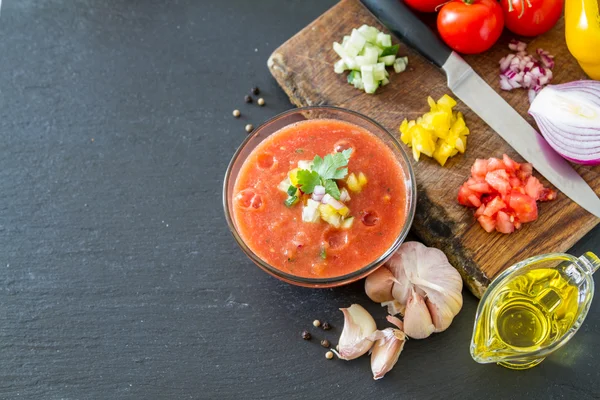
[470,252,599,370]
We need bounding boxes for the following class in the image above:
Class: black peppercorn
[251,86,260,95]
[244,95,253,103]
[301,330,311,340]
[320,339,330,348]
[322,322,331,330]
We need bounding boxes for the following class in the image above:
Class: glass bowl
[223,106,416,288]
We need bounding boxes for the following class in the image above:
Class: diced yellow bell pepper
[318,204,341,228]
[338,206,350,217]
[411,125,436,158]
[397,94,469,166]
[412,146,421,162]
[399,118,411,144]
[438,94,457,109]
[288,168,300,186]
[358,172,368,186]
[347,173,362,192]
[456,136,467,153]
[427,96,437,111]
[450,115,466,137]
[433,141,454,167]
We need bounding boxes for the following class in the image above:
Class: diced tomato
[468,194,482,207]
[469,182,492,193]
[496,211,515,234]
[509,191,538,223]
[471,159,488,179]
[458,154,557,234]
[538,188,557,202]
[509,177,522,188]
[483,196,506,217]
[525,176,544,200]
[517,163,533,181]
[458,184,479,207]
[502,154,519,172]
[475,204,486,217]
[477,215,496,232]
[514,220,522,230]
[486,169,511,196]
[487,157,506,171]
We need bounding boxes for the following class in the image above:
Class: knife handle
[360,0,452,68]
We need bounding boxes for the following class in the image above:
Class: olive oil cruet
[470,252,600,370]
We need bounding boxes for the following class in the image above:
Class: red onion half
[529,80,600,165]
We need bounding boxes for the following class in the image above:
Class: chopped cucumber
[394,57,408,73]
[378,55,396,66]
[376,32,392,48]
[361,65,375,86]
[344,29,367,57]
[357,25,379,43]
[380,44,399,57]
[333,25,409,94]
[334,59,347,74]
[373,63,386,82]
[355,47,378,67]
[364,80,379,94]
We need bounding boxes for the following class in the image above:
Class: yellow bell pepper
[566,0,600,80]
[398,94,470,166]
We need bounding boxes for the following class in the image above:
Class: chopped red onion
[499,41,555,96]
[313,185,325,195]
[312,193,324,202]
[508,39,527,52]
[322,194,345,210]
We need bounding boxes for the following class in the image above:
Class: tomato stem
[463,0,475,4]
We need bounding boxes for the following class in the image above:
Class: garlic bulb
[334,304,379,360]
[365,267,397,303]
[366,241,463,339]
[370,328,406,380]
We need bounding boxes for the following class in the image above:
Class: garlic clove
[365,266,397,303]
[370,328,406,380]
[403,289,435,339]
[386,315,404,331]
[334,304,378,360]
[381,300,403,315]
[424,288,463,332]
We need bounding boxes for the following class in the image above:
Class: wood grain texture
[268,0,600,297]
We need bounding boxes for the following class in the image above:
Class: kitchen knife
[360,0,600,219]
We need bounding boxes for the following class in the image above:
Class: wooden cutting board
[268,0,600,297]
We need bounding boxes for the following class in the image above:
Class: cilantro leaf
[380,44,399,57]
[312,148,352,180]
[296,169,321,194]
[324,179,341,200]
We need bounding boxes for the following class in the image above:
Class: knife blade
[360,0,600,218]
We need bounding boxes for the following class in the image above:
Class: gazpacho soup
[232,119,407,279]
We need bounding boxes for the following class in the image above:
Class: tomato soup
[232,119,407,278]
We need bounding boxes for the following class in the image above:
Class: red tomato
[437,0,504,54]
[404,0,448,13]
[508,191,538,223]
[501,0,563,37]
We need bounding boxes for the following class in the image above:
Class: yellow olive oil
[472,268,580,364]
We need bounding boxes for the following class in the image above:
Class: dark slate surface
[0,0,598,399]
